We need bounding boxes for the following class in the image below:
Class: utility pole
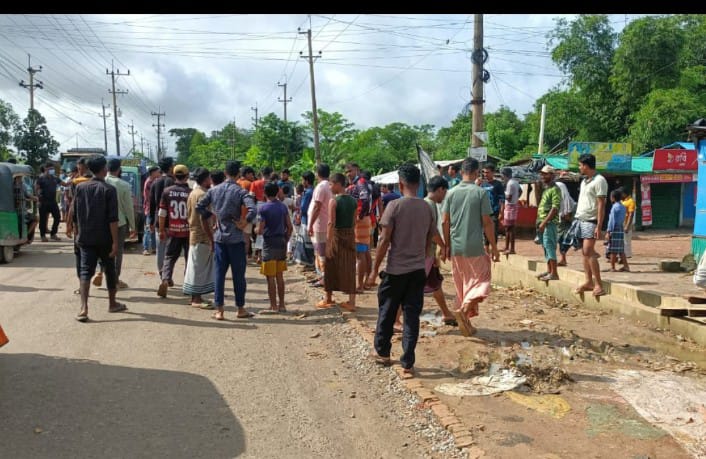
[127,121,136,156]
[18,54,43,110]
[140,134,144,156]
[471,14,485,151]
[277,81,292,122]
[99,98,111,154]
[251,103,259,129]
[300,27,322,166]
[106,61,130,156]
[151,110,165,160]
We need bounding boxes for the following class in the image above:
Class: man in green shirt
[442,158,500,337]
[536,165,561,281]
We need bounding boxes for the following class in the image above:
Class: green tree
[0,99,19,161]
[485,106,529,160]
[549,14,621,139]
[189,140,231,170]
[628,88,703,153]
[253,113,305,170]
[434,112,470,160]
[212,122,253,162]
[611,16,684,123]
[14,109,59,170]
[168,128,202,165]
[302,109,358,169]
[347,122,427,174]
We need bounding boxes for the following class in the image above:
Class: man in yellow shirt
[620,188,636,270]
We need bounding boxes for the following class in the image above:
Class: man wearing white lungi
[183,167,214,308]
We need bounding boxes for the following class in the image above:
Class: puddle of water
[420,311,443,327]
[627,336,706,370]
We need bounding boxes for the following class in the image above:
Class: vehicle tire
[1,246,13,263]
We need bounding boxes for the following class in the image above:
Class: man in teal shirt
[442,158,500,336]
[535,165,561,281]
[94,158,137,289]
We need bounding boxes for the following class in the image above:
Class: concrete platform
[489,252,706,347]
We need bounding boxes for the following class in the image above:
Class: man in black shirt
[71,155,126,322]
[149,157,175,280]
[35,162,70,242]
[480,163,505,250]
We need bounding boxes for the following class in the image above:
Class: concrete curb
[488,253,706,347]
[342,311,486,457]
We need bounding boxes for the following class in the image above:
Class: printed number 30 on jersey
[170,200,187,220]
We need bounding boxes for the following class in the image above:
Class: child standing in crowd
[605,189,628,272]
[257,182,293,313]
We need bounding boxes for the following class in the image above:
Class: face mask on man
[48,169,55,176]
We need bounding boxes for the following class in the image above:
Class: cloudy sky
[0,14,641,159]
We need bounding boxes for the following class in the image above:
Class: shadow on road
[0,353,246,458]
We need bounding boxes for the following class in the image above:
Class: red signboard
[653,149,697,171]
[641,173,696,184]
[640,183,652,226]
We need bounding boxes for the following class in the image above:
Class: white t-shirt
[555,181,576,218]
[575,174,608,221]
[504,178,520,205]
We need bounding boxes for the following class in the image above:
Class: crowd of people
[57,151,632,376]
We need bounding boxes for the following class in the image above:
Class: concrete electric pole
[106,61,130,156]
[18,54,43,111]
[299,27,322,166]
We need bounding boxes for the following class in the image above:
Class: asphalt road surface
[0,239,459,458]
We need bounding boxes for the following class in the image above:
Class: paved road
[0,238,457,458]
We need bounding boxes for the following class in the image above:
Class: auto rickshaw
[0,162,35,263]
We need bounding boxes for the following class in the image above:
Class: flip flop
[192,302,214,310]
[618,267,630,272]
[75,314,88,322]
[401,367,415,379]
[316,300,336,309]
[108,303,128,313]
[592,289,607,297]
[574,285,594,294]
[339,301,356,312]
[236,311,255,319]
[453,310,473,337]
[259,309,280,315]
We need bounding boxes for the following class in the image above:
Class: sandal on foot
[316,300,336,309]
[108,303,128,313]
[236,311,255,319]
[618,266,630,272]
[339,301,356,312]
[592,289,607,297]
[535,271,549,279]
[259,309,280,315]
[401,367,416,379]
[574,285,594,294]
[75,313,88,322]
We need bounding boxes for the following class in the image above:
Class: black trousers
[79,244,117,290]
[39,201,60,237]
[161,236,189,282]
[374,269,426,369]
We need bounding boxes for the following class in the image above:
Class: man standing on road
[197,161,257,321]
[345,162,374,293]
[35,162,69,242]
[93,158,136,290]
[157,165,192,298]
[572,153,608,297]
[535,166,562,281]
[443,158,500,337]
[150,157,176,280]
[70,155,127,322]
[620,187,636,265]
[501,167,520,255]
[308,163,333,289]
[183,167,214,307]
[480,163,505,252]
[368,164,443,377]
[142,166,160,256]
